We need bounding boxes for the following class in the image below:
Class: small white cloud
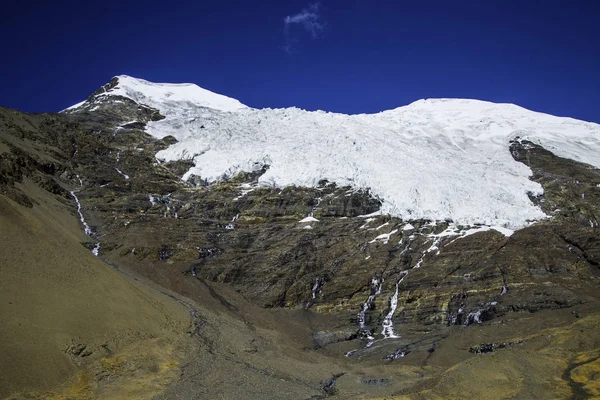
[283,3,325,52]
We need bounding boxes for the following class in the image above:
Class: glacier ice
[66,76,600,230]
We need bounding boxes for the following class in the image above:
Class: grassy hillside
[0,177,190,398]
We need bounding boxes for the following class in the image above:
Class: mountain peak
[111,75,248,113]
[65,75,248,114]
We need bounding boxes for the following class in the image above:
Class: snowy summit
[66,76,600,232]
[65,75,248,113]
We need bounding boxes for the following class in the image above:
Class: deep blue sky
[2,0,599,122]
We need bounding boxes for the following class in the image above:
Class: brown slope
[0,176,190,397]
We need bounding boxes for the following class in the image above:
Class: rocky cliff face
[1,78,600,399]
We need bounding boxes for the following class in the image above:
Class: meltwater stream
[381,270,409,338]
[70,177,100,256]
[357,277,384,347]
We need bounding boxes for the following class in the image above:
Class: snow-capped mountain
[5,74,600,400]
[65,75,248,113]
[65,75,600,231]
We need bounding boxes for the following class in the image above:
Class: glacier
[66,75,600,230]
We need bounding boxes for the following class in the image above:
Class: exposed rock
[384,347,410,360]
[320,372,344,397]
[312,329,358,349]
[470,340,524,354]
[360,377,391,386]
